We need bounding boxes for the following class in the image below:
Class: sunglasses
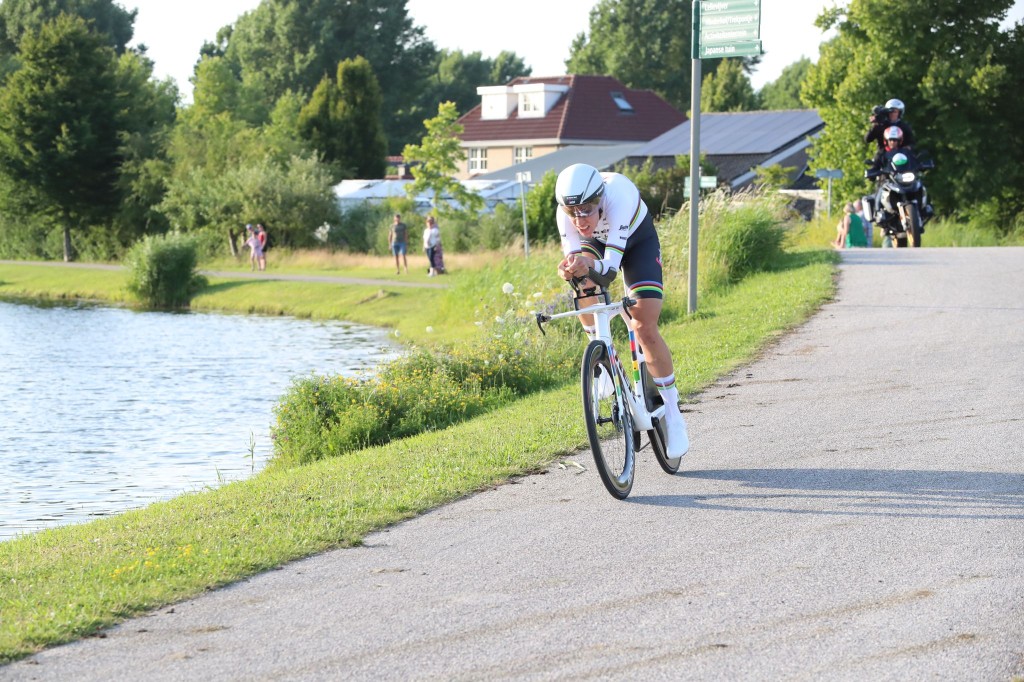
[560,202,599,218]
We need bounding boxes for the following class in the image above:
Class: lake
[0,300,398,541]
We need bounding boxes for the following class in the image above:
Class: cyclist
[554,163,689,459]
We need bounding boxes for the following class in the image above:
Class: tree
[752,163,797,191]
[0,15,124,260]
[402,101,484,216]
[758,58,811,110]
[417,49,532,127]
[298,56,387,179]
[614,155,717,216]
[802,0,1024,226]
[0,0,136,57]
[522,170,559,247]
[220,0,436,153]
[701,59,758,112]
[566,0,694,111]
[108,50,178,244]
[490,50,531,85]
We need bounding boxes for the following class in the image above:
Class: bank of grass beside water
[0,248,835,663]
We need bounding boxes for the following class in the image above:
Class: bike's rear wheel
[637,364,680,474]
[582,340,635,499]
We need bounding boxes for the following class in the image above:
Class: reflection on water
[0,300,397,541]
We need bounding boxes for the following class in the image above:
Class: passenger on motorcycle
[554,163,689,459]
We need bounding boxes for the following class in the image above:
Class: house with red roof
[455,75,686,179]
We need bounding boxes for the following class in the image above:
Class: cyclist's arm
[591,191,645,277]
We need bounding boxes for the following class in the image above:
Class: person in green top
[389,213,409,274]
[832,202,867,249]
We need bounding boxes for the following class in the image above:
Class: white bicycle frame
[541,295,666,432]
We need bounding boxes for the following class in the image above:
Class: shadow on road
[630,468,1024,520]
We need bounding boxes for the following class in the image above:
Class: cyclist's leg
[621,223,689,458]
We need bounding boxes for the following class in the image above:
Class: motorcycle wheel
[907,204,923,247]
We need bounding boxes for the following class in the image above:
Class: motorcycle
[863,149,935,248]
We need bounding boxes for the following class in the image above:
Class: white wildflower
[426,326,434,333]
[501,282,515,295]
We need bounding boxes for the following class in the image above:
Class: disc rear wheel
[582,341,635,499]
[640,364,680,474]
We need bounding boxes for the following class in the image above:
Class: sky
[128,0,1024,99]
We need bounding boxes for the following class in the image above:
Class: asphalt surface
[4,247,1023,681]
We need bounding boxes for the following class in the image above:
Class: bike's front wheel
[582,340,635,499]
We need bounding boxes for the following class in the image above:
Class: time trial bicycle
[536,271,681,499]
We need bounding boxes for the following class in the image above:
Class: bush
[270,266,581,468]
[661,191,787,293]
[124,233,207,308]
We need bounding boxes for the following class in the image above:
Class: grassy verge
[0,259,455,345]
[0,247,836,662]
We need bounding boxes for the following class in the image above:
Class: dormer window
[521,93,542,113]
[513,82,570,118]
[611,91,634,113]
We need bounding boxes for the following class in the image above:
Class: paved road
[4,247,1023,681]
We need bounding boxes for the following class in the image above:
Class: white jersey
[557,172,649,276]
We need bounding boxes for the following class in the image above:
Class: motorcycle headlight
[899,172,917,183]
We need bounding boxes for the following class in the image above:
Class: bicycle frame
[536,282,665,431]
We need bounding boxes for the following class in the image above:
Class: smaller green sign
[699,40,763,59]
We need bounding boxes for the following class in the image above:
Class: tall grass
[659,189,790,294]
[783,204,1024,250]
[201,246,511,277]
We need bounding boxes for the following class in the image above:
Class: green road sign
[702,0,761,12]
[683,176,718,198]
[696,0,763,59]
[702,25,760,42]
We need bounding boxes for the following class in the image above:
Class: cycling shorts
[581,213,663,299]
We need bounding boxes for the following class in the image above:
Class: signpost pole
[827,177,833,220]
[517,171,531,259]
[814,168,844,220]
[688,0,701,315]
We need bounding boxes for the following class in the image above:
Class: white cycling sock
[654,374,682,420]
[582,324,596,339]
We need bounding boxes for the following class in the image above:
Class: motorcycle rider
[865,98,916,158]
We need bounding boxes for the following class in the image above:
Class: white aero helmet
[555,163,605,211]
[885,98,905,117]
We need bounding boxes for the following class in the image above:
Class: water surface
[0,300,397,541]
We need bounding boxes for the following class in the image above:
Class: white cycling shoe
[596,366,615,399]
[664,415,690,459]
